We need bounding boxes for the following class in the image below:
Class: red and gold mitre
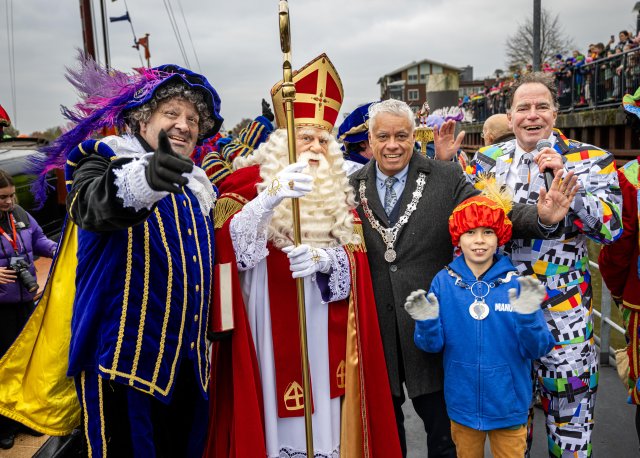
[270,53,344,132]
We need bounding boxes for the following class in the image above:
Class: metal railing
[590,260,626,367]
[460,47,640,123]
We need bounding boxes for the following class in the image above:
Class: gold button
[194,314,199,322]
[192,255,197,262]
[188,228,193,236]
[195,284,200,292]
[182,200,187,207]
[190,342,195,350]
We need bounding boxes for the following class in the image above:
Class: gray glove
[282,244,332,278]
[256,161,313,212]
[404,289,439,321]
[508,276,546,315]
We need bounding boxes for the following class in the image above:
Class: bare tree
[231,118,252,137]
[505,8,574,69]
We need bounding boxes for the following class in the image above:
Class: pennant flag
[109,12,130,23]
[137,35,151,61]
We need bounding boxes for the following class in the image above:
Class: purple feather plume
[29,52,167,206]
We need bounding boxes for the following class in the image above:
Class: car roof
[0,138,48,176]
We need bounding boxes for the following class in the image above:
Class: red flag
[136,35,150,61]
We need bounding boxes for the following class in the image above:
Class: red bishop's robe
[206,165,401,457]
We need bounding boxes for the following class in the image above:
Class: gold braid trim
[111,227,133,375]
[80,373,92,458]
[150,209,172,394]
[130,221,151,384]
[339,120,369,141]
[166,194,188,393]
[185,194,208,393]
[214,193,248,229]
[202,212,213,388]
[98,377,106,458]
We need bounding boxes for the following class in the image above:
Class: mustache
[298,151,325,163]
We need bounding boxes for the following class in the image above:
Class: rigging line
[90,0,101,65]
[176,0,200,72]
[166,0,190,68]
[162,0,189,68]
[99,0,111,68]
[121,0,144,67]
[5,0,16,126]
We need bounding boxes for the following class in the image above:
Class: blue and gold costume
[66,138,212,399]
[66,135,215,457]
[0,60,223,457]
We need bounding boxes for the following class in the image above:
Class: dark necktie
[384,177,398,215]
[513,153,533,197]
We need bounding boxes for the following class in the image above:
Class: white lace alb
[230,195,272,270]
[324,247,350,302]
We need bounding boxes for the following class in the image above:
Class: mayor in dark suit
[349,99,577,457]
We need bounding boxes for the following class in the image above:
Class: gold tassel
[214,197,245,229]
[346,221,366,253]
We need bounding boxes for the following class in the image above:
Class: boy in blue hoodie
[404,190,556,458]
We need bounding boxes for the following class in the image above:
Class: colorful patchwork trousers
[528,282,597,457]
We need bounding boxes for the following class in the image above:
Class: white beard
[269,151,346,249]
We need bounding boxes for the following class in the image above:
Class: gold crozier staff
[278,1,314,455]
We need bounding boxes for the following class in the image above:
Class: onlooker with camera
[0,169,56,449]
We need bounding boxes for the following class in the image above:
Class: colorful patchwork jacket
[469,129,622,348]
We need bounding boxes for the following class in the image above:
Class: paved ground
[0,434,48,458]
[404,363,638,457]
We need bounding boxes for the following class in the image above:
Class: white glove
[508,276,546,315]
[257,162,313,212]
[404,289,440,321]
[282,244,332,278]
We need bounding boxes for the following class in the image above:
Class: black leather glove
[145,130,194,193]
[261,98,274,122]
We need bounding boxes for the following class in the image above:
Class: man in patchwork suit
[468,72,622,457]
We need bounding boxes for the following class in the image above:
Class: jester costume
[471,129,622,457]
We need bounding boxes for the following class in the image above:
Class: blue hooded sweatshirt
[414,253,555,431]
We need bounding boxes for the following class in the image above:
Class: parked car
[0,137,66,240]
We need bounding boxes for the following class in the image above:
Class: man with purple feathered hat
[19,54,222,457]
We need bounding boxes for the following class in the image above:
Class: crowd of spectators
[461,30,640,122]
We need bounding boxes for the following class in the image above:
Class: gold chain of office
[358,172,426,263]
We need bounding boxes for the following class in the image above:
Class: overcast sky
[1,0,638,134]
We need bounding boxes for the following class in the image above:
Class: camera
[9,256,38,293]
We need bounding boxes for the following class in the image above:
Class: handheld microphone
[536,139,554,191]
